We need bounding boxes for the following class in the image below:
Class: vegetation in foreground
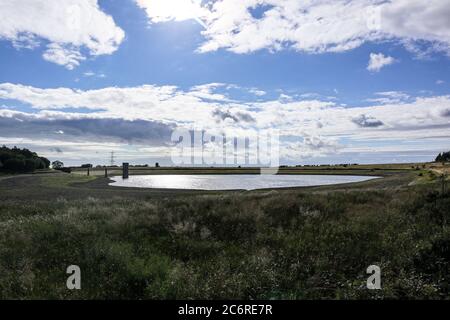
[0,179,448,299]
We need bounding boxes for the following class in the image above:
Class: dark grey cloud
[303,136,336,151]
[0,116,174,145]
[50,147,63,153]
[212,108,256,123]
[352,114,384,128]
[441,109,450,117]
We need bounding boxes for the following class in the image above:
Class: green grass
[40,175,97,187]
[0,174,448,299]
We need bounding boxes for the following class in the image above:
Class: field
[70,162,434,176]
[0,165,448,299]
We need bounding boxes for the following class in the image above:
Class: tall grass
[0,187,448,299]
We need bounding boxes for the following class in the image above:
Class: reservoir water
[109,174,379,191]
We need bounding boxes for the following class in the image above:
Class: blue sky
[0,0,450,166]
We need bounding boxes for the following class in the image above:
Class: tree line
[0,146,50,173]
[435,151,450,163]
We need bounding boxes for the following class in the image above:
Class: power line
[110,151,115,166]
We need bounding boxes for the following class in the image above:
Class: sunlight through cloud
[135,0,208,27]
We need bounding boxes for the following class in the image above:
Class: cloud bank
[1,82,450,164]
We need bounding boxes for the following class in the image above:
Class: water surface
[110,174,379,191]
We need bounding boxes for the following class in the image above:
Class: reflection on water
[109,174,379,191]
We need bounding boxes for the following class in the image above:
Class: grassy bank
[70,163,425,177]
[0,171,448,299]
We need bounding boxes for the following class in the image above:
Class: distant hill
[0,146,50,173]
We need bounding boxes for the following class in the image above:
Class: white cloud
[135,0,208,26]
[0,0,125,69]
[367,91,410,104]
[249,88,267,96]
[42,44,85,70]
[281,135,340,160]
[278,93,293,102]
[84,71,106,78]
[189,83,231,101]
[1,82,449,134]
[367,53,395,72]
[11,32,40,50]
[198,0,376,54]
[138,0,450,57]
[382,0,450,57]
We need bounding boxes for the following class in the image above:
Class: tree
[40,157,50,169]
[0,146,50,173]
[436,151,450,163]
[52,160,64,169]
[25,159,38,172]
[4,158,26,172]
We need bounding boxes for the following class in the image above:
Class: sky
[0,0,450,166]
